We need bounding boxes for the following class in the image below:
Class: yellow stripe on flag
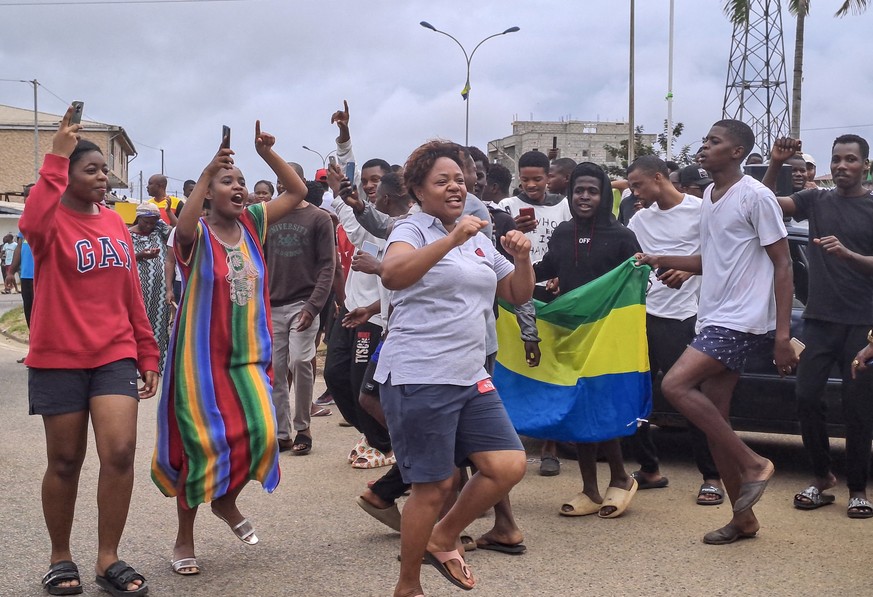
[496,304,649,386]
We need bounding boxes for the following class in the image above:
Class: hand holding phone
[790,337,805,359]
[515,206,537,233]
[361,240,380,257]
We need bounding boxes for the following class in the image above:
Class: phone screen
[70,101,84,125]
[344,161,356,182]
[221,125,231,149]
[361,241,380,257]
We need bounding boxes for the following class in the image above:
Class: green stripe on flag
[500,258,650,329]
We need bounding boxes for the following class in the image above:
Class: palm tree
[724,0,869,138]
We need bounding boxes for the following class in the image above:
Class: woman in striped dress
[151,122,307,576]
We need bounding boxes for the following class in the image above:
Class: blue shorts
[28,358,139,416]
[690,326,773,372]
[380,377,524,484]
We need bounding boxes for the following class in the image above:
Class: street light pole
[666,0,675,161]
[302,145,337,168]
[420,21,520,146]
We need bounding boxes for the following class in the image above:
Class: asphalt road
[0,330,869,597]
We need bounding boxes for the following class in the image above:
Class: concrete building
[0,104,135,202]
[487,119,658,176]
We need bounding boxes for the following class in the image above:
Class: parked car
[648,225,846,437]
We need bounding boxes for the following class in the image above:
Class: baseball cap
[802,153,816,167]
[315,168,328,182]
[679,165,713,188]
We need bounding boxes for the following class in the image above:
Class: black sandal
[292,432,313,456]
[42,561,83,595]
[94,560,148,596]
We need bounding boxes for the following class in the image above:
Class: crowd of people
[11,101,873,597]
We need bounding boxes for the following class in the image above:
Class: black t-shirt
[792,187,873,324]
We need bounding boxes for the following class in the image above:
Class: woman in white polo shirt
[376,140,534,597]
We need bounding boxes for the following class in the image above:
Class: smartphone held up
[70,101,84,125]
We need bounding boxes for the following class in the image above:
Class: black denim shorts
[28,358,139,416]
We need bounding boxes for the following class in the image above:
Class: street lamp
[302,145,337,168]
[419,21,520,146]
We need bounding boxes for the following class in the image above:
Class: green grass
[0,307,28,342]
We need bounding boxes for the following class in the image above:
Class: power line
[801,123,873,132]
[34,81,68,106]
[0,0,258,5]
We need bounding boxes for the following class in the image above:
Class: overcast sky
[2,0,871,198]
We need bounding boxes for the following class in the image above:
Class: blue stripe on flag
[493,362,652,443]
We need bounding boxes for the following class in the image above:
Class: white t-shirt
[627,194,702,320]
[165,228,182,283]
[332,196,386,329]
[697,176,787,334]
[497,196,571,264]
[2,241,17,265]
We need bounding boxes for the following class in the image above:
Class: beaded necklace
[207,221,258,306]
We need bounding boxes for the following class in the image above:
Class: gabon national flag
[494,258,652,443]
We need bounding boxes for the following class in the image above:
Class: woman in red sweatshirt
[20,106,159,597]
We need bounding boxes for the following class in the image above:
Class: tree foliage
[602,122,693,178]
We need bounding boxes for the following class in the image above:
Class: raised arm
[19,105,80,248]
[331,99,350,145]
[762,137,800,217]
[174,145,232,251]
[258,121,308,223]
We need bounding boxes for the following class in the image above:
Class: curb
[0,329,28,346]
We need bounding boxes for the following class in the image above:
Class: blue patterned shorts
[690,326,773,372]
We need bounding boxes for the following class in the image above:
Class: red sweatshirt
[20,153,160,375]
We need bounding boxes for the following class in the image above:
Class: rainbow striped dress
[152,203,280,508]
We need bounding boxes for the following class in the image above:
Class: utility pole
[32,79,39,182]
[627,0,636,165]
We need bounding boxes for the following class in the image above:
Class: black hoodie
[534,162,640,293]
